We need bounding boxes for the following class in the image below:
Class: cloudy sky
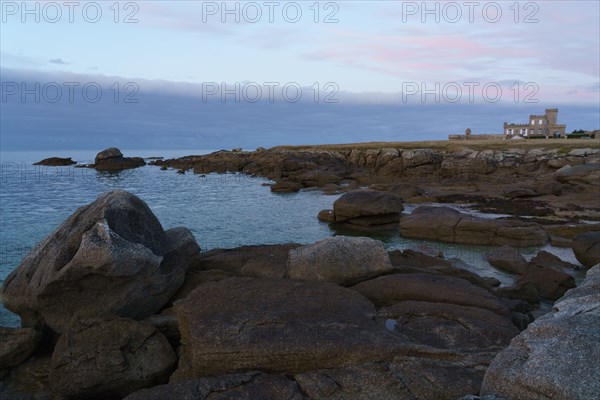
[1,1,599,149]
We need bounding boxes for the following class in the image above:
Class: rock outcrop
[94,147,146,171]
[2,190,200,333]
[331,189,404,226]
[33,157,76,166]
[287,236,393,285]
[481,264,600,400]
[399,206,548,246]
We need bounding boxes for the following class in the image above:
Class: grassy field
[273,137,600,153]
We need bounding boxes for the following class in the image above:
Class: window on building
[539,119,543,125]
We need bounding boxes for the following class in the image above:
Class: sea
[0,149,584,327]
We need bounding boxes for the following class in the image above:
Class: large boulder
[95,147,123,163]
[332,189,404,226]
[399,206,548,246]
[485,246,528,274]
[171,277,404,379]
[50,317,176,399]
[94,147,145,171]
[0,327,42,370]
[2,190,200,333]
[572,231,600,268]
[481,265,600,400]
[287,236,393,286]
[124,372,304,400]
[516,252,576,300]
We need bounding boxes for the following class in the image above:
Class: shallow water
[0,150,585,327]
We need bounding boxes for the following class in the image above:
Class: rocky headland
[2,140,599,399]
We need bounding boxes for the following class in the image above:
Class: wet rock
[572,231,600,268]
[399,206,548,246]
[333,189,404,226]
[124,372,304,400]
[485,246,528,274]
[271,180,302,193]
[2,190,200,333]
[287,236,393,286]
[0,328,42,370]
[95,147,123,163]
[172,277,403,379]
[50,316,176,399]
[481,265,600,400]
[33,157,76,166]
[317,209,335,222]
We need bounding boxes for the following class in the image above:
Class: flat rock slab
[351,273,511,317]
[333,189,404,226]
[399,206,548,246]
[172,277,404,379]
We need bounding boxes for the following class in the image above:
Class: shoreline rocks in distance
[33,157,76,166]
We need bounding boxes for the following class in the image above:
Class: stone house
[504,109,566,138]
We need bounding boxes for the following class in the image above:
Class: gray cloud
[49,58,69,65]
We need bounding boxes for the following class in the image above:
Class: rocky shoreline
[3,142,599,399]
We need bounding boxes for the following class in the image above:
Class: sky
[1,0,599,150]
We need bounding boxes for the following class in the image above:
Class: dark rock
[169,269,234,305]
[2,190,200,333]
[171,277,403,379]
[294,363,413,400]
[516,251,576,300]
[190,244,301,279]
[485,246,528,274]
[496,281,541,304]
[533,179,562,195]
[271,180,302,193]
[378,300,518,349]
[1,356,52,398]
[388,249,451,268]
[333,189,404,226]
[287,236,393,286]
[503,187,537,198]
[572,231,600,268]
[50,317,176,399]
[0,328,42,369]
[399,206,548,246]
[94,147,145,171]
[95,147,123,163]
[530,250,579,270]
[124,371,304,400]
[351,273,510,317]
[481,265,600,400]
[317,209,335,222]
[33,157,76,166]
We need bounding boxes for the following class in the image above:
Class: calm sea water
[0,150,583,327]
